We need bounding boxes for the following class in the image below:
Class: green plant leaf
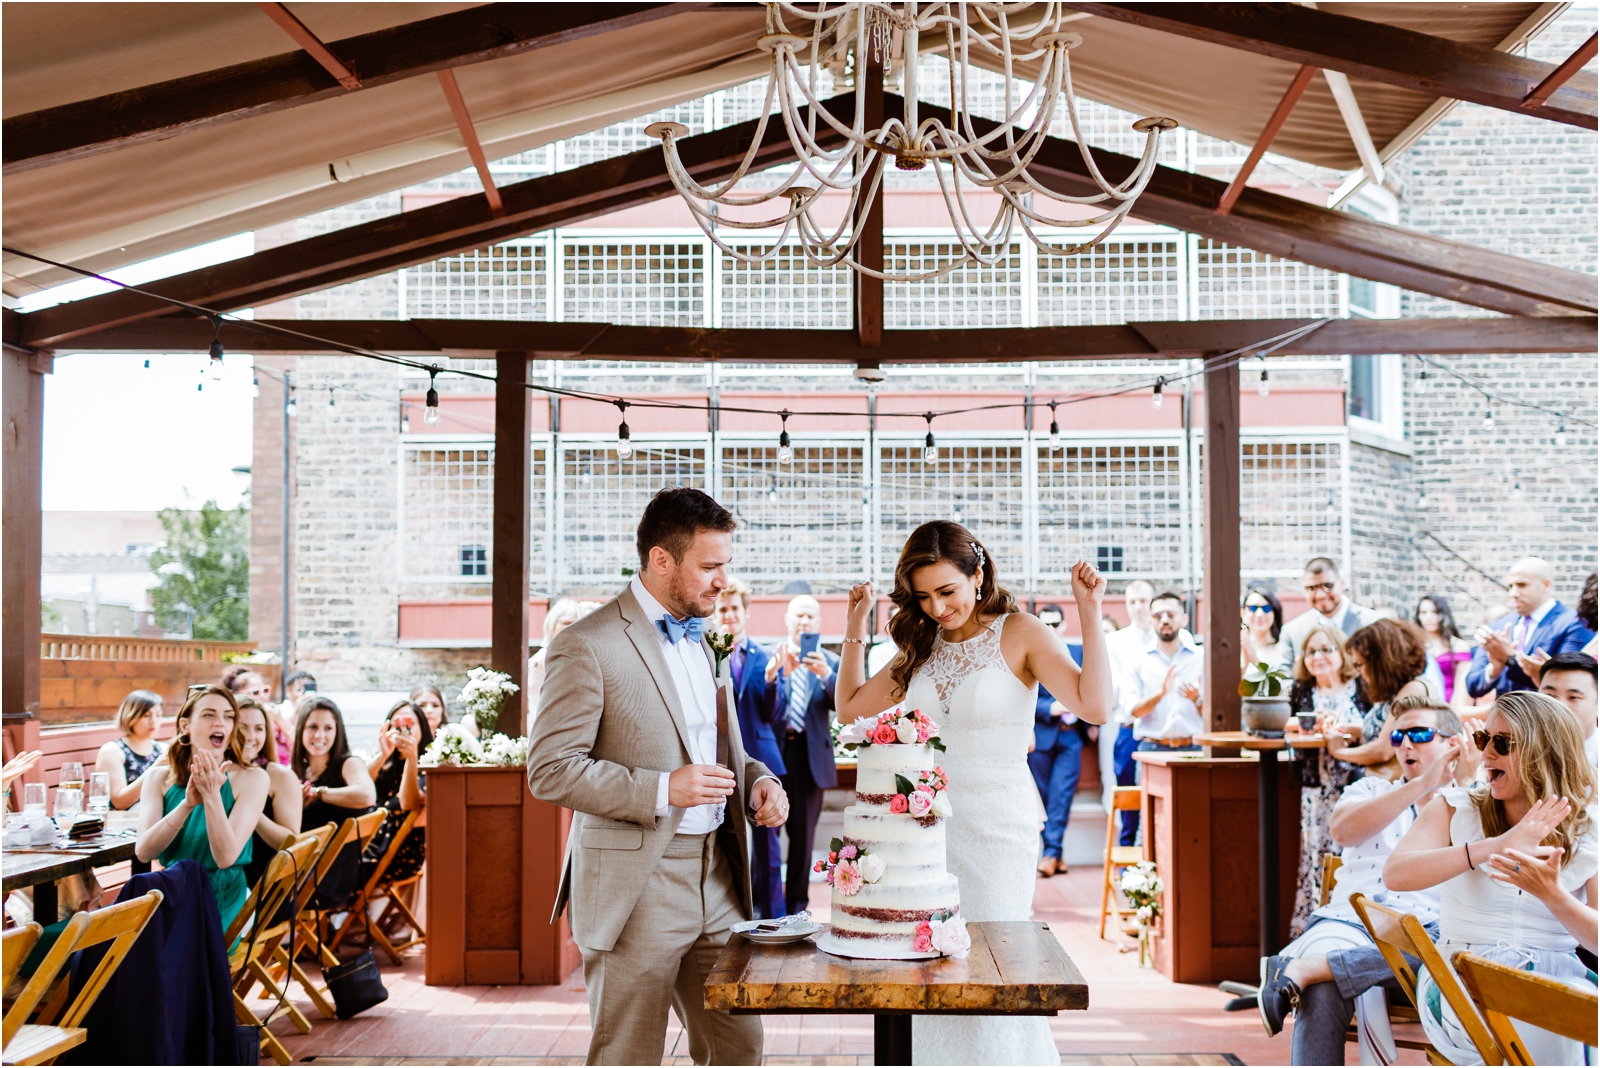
[928,736,946,752]
[894,773,915,796]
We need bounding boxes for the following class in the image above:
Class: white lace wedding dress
[904,615,1060,1066]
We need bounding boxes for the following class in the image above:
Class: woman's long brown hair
[885,521,1017,696]
[291,695,355,782]
[1469,691,1595,866]
[166,684,246,788]
[1345,619,1428,703]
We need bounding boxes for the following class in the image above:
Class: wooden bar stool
[1098,785,1144,946]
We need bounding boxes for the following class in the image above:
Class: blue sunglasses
[1389,727,1438,747]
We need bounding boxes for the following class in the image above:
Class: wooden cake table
[705,920,1087,1065]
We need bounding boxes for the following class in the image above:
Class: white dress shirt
[632,577,725,835]
[1126,632,1205,741]
[1106,623,1154,726]
[1313,775,1441,926]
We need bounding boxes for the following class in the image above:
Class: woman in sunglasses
[1240,586,1285,669]
[1385,691,1597,1065]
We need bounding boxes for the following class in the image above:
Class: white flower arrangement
[1119,860,1164,920]
[459,666,520,733]
[423,723,484,766]
[482,732,531,767]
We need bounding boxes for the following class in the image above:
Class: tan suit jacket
[526,585,771,952]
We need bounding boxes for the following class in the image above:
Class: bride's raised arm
[835,582,902,723]
[1021,561,1113,725]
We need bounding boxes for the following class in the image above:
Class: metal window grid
[558,99,709,169]
[720,441,867,587]
[884,240,1025,327]
[719,244,853,328]
[558,443,707,586]
[876,442,1028,581]
[399,442,548,586]
[1036,442,1188,582]
[561,241,706,326]
[1037,240,1184,325]
[1239,439,1345,576]
[1192,239,1343,319]
[404,243,548,320]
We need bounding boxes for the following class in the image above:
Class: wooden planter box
[424,764,579,986]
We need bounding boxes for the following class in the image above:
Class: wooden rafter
[1068,3,1599,131]
[1218,64,1315,215]
[1524,32,1599,109]
[2,3,696,175]
[15,314,1593,362]
[436,70,505,218]
[254,3,361,91]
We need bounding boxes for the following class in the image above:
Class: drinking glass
[59,761,85,791]
[55,785,83,820]
[88,772,111,814]
[22,782,46,813]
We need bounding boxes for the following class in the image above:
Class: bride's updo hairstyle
[886,521,1017,696]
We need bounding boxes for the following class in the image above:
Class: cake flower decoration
[891,768,953,826]
[837,707,945,752]
[814,837,886,896]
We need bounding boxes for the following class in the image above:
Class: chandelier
[648,2,1177,282]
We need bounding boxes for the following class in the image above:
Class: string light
[1415,361,1427,393]
[777,410,793,466]
[1258,363,1270,397]
[208,316,224,380]
[143,359,150,369]
[285,391,297,418]
[1151,377,1165,410]
[922,413,938,464]
[1325,490,1338,517]
[1416,490,1428,509]
[251,374,260,399]
[423,366,441,426]
[328,387,335,409]
[768,478,779,503]
[1556,422,1568,448]
[1047,400,1061,452]
[1482,398,1493,428]
[615,400,632,460]
[1511,471,1524,500]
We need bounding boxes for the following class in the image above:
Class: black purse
[323,949,389,1019]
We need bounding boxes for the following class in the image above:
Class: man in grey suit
[527,487,789,1065]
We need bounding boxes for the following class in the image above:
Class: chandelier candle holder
[648,2,1176,282]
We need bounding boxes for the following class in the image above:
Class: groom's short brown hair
[636,487,736,566]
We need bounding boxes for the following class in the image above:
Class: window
[1349,357,1382,422]
[1096,545,1125,573]
[459,545,488,577]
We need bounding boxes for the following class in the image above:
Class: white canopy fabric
[0,2,1566,297]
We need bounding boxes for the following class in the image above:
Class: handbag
[323,949,389,1019]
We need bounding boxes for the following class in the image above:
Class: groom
[527,487,789,1065]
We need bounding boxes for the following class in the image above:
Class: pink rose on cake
[928,911,970,958]
[907,788,935,818]
[833,859,863,897]
[889,793,909,813]
[872,723,898,745]
[912,921,934,954]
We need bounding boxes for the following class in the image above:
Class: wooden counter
[1133,751,1299,983]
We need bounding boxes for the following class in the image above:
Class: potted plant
[1238,661,1292,735]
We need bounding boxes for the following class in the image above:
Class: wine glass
[59,761,85,790]
[22,782,46,814]
[88,772,111,815]
[55,784,83,820]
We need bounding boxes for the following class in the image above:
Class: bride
[836,521,1114,1066]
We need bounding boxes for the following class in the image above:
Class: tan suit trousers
[581,831,764,1066]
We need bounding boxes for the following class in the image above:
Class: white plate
[734,920,822,945]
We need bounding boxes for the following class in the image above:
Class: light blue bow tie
[657,614,705,645]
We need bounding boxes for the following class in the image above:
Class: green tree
[150,500,250,640]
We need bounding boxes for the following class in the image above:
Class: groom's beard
[661,573,715,620]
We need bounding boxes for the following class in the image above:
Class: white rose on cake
[895,718,919,744]
[930,791,952,818]
[859,853,887,884]
[907,788,934,818]
[929,914,971,958]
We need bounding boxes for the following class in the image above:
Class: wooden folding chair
[2,890,162,1066]
[240,820,338,1022]
[1317,854,1342,908]
[1098,785,1145,946]
[1350,892,1499,1065]
[337,808,427,965]
[2,923,42,995]
[318,808,390,954]
[1454,949,1599,1065]
[225,835,322,1066]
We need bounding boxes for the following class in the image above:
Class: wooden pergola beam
[1524,32,1599,109]
[1218,64,1315,215]
[17,315,1593,361]
[2,3,695,175]
[1069,3,1598,130]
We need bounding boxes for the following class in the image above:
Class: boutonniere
[706,628,737,679]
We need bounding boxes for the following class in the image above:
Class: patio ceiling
[2,1,1589,299]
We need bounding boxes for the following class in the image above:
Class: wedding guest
[292,696,376,830]
[1414,593,1474,706]
[1467,557,1595,699]
[1539,652,1598,766]
[1287,623,1372,935]
[1032,603,1090,877]
[94,689,166,810]
[1125,591,1204,765]
[528,599,587,726]
[1280,558,1384,668]
[1384,691,1597,1066]
[412,682,474,738]
[1100,614,1119,636]
[135,685,269,931]
[1579,572,1598,657]
[1259,700,1471,1064]
[225,666,291,760]
[1,751,41,805]
[235,696,302,890]
[765,593,838,915]
[1323,620,1431,772]
[1106,580,1157,846]
[1241,585,1285,669]
[715,580,785,918]
[362,700,430,886]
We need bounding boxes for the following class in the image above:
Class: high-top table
[1,812,140,922]
[705,920,1087,1065]
[1194,730,1328,958]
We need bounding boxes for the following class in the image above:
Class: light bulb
[1048,421,1060,451]
[143,359,150,369]
[1152,378,1165,410]
[423,384,441,426]
[285,397,297,417]
[1325,491,1337,517]
[401,414,410,434]
[208,317,225,379]
[923,432,938,465]
[1511,473,1524,500]
[953,507,963,524]
[1416,368,1427,393]
[1482,404,1493,428]
[1416,492,1428,509]
[1258,368,1270,397]
[1556,423,1568,448]
[251,376,260,399]
[768,486,779,503]
[328,388,335,409]
[778,428,793,466]
[616,421,632,459]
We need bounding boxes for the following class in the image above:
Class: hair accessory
[971,542,986,600]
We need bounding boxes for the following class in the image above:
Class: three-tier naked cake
[814,708,969,960]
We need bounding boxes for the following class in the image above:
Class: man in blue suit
[1030,604,1091,877]
[764,594,839,916]
[1467,557,1596,699]
[715,580,786,919]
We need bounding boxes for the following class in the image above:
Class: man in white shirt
[1103,580,1155,845]
[1125,591,1205,753]
[1279,558,1384,669]
[1259,700,1470,1065]
[1540,652,1599,765]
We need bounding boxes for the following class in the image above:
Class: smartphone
[799,632,821,659]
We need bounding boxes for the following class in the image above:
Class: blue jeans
[1114,726,1141,846]
[1028,728,1082,861]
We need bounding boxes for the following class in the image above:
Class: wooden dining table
[705,920,1087,1065]
[2,812,139,922]
[1195,730,1328,958]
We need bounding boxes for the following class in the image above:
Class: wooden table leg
[33,879,57,925]
[1258,751,1280,958]
[875,1013,912,1065]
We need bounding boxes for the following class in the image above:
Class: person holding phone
[764,594,840,915]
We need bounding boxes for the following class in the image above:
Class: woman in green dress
[135,684,269,932]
